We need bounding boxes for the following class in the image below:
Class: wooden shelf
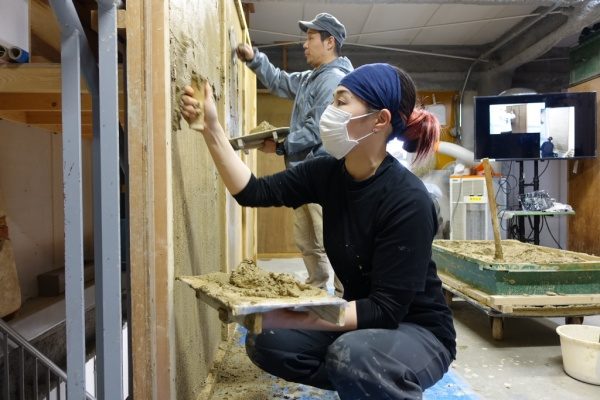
[0,64,125,135]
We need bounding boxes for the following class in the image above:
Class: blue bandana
[340,63,405,137]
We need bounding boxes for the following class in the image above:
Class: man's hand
[236,43,255,62]
[260,138,276,154]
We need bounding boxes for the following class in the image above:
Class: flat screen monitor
[474,92,597,161]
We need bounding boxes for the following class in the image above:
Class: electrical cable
[543,216,563,249]
[538,160,551,178]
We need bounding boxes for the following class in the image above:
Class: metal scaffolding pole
[49,0,123,398]
[96,0,123,398]
[61,28,86,399]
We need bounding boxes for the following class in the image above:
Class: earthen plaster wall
[169,1,256,398]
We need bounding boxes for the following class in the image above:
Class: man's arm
[284,69,345,156]
[238,44,305,100]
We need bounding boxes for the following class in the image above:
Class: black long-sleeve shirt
[234,154,456,357]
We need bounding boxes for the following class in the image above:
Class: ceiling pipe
[344,43,483,61]
[490,0,600,73]
[255,34,485,61]
[252,11,564,42]
[346,12,564,39]
[456,1,565,139]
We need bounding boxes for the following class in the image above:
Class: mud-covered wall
[169,0,256,398]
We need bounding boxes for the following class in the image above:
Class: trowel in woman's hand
[189,75,206,132]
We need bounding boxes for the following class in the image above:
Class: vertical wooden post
[483,158,504,261]
[127,0,173,398]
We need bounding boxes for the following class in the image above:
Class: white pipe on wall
[438,141,476,166]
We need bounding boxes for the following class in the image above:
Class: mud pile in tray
[436,240,597,264]
[249,121,277,133]
[202,260,326,299]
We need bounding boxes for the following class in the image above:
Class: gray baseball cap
[299,13,346,47]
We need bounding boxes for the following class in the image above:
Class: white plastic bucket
[556,324,600,385]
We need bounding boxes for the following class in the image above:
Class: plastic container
[556,324,600,385]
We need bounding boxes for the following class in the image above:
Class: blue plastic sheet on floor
[424,370,480,399]
[236,326,478,400]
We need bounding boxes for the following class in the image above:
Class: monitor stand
[517,160,540,245]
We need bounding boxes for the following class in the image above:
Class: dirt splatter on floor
[209,327,340,400]
[434,240,599,264]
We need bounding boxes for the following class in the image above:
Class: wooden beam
[32,124,94,136]
[0,93,88,111]
[0,111,26,123]
[0,110,124,125]
[90,9,127,32]
[0,93,125,111]
[30,0,61,60]
[241,2,255,26]
[0,64,124,94]
[0,117,93,136]
[30,32,61,63]
[127,0,172,398]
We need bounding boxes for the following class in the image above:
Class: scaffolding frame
[48,1,123,399]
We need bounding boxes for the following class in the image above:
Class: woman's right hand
[180,81,219,134]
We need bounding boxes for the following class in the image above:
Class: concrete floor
[209,258,600,400]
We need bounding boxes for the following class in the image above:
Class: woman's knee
[325,333,370,377]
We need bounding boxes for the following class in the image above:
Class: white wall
[0,0,29,51]
[0,120,93,300]
[460,91,476,152]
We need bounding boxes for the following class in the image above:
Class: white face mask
[319,105,377,159]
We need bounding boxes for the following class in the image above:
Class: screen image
[475,92,596,161]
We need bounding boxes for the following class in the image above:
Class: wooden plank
[0,93,125,111]
[179,273,346,331]
[30,0,61,60]
[29,124,94,136]
[0,64,124,94]
[178,274,346,317]
[90,9,127,32]
[310,304,345,326]
[0,111,26,123]
[126,0,159,398]
[122,0,174,398]
[489,293,600,307]
[30,32,61,63]
[2,110,124,125]
[149,0,173,397]
[438,272,494,308]
[440,271,600,316]
[257,252,302,259]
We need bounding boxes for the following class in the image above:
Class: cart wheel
[490,317,504,340]
[565,316,584,325]
[443,289,453,306]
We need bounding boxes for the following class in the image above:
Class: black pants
[245,323,452,400]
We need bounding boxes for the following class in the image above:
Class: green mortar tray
[432,240,600,295]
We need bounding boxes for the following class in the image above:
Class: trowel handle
[189,77,206,132]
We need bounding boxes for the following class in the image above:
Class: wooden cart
[440,271,600,340]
